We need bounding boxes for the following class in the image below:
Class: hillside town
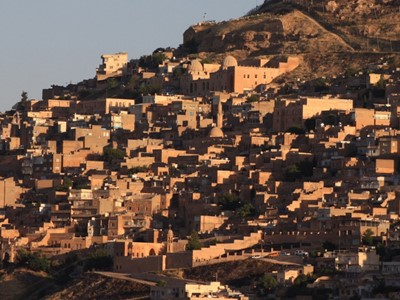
[2,19,400,300]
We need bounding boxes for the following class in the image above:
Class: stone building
[180,55,299,96]
[96,52,128,81]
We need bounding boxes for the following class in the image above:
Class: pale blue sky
[0,1,255,111]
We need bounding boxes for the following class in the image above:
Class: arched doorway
[3,252,10,266]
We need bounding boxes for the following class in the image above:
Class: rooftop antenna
[203,12,206,22]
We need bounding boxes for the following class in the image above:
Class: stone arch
[149,248,156,256]
[3,252,10,265]
[128,242,133,256]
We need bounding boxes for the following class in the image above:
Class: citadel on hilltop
[180,55,299,96]
[2,1,400,299]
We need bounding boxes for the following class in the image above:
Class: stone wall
[114,255,166,273]
[166,251,193,269]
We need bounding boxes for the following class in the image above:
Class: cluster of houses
[0,49,400,298]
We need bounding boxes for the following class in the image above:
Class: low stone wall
[192,251,249,267]
[265,231,337,246]
[166,251,193,269]
[192,231,262,262]
[114,255,166,274]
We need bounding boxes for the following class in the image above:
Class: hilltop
[181,0,400,80]
[255,0,400,50]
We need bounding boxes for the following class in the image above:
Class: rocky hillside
[182,0,400,79]
[183,259,278,288]
[184,9,352,55]
[45,273,150,300]
[0,269,150,300]
[256,0,400,51]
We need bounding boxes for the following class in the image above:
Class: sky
[0,1,256,112]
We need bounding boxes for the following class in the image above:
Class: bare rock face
[326,1,338,13]
[321,0,400,20]
[241,31,255,43]
[188,16,285,54]
[185,9,356,56]
[258,0,400,20]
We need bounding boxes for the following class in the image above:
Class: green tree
[151,52,167,67]
[107,78,119,90]
[78,89,92,99]
[128,165,149,174]
[284,164,302,182]
[18,91,28,111]
[294,274,314,287]
[21,91,28,103]
[256,274,278,296]
[375,243,391,261]
[16,249,50,272]
[314,78,329,93]
[284,160,314,182]
[187,231,203,251]
[152,47,165,54]
[63,177,73,189]
[237,203,256,218]
[208,239,219,246]
[29,255,50,272]
[156,280,167,287]
[84,249,113,271]
[138,53,167,69]
[103,147,125,163]
[73,177,91,189]
[362,229,374,246]
[57,177,73,191]
[201,57,213,64]
[217,193,241,211]
[247,94,260,102]
[128,74,141,89]
[376,77,387,89]
[172,67,184,78]
[16,248,32,265]
[139,83,162,95]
